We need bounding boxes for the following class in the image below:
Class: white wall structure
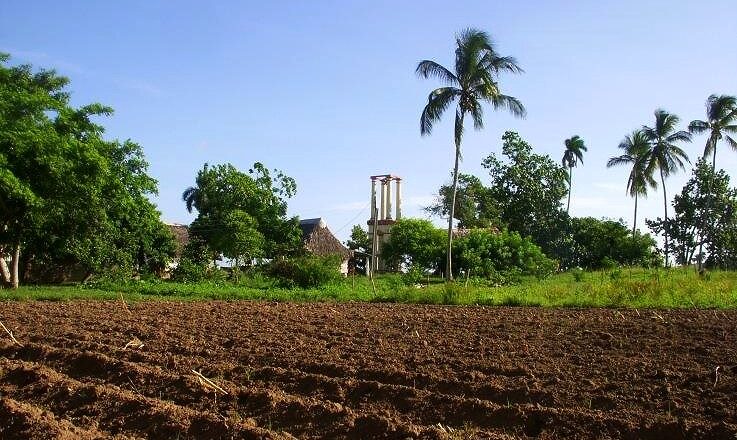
[367,174,402,274]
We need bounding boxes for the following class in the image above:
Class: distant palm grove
[2,27,737,290]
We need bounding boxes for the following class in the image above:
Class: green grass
[3,267,737,308]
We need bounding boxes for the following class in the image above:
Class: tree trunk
[11,243,20,289]
[566,167,572,214]
[697,147,717,270]
[0,248,10,285]
[632,194,638,238]
[447,142,461,282]
[660,168,669,267]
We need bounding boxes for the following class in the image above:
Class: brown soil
[0,302,735,439]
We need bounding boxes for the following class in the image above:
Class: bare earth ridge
[0,301,735,439]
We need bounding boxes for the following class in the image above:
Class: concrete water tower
[367,174,401,274]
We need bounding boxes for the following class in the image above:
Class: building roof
[299,218,351,259]
[166,223,190,257]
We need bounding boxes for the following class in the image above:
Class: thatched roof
[299,218,351,259]
[167,223,190,257]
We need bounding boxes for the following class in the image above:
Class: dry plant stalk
[123,337,144,350]
[119,292,132,315]
[0,319,23,347]
[192,369,228,395]
[714,366,720,388]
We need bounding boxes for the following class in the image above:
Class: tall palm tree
[643,109,691,267]
[417,28,525,280]
[606,130,657,237]
[561,135,587,214]
[182,164,210,213]
[688,95,737,268]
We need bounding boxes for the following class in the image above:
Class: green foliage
[8,268,737,310]
[382,219,445,272]
[425,173,499,229]
[481,132,570,257]
[647,159,737,268]
[183,162,301,265]
[267,255,343,288]
[0,53,175,285]
[401,265,425,286]
[171,259,226,283]
[571,267,585,282]
[346,225,370,274]
[453,228,557,281]
[561,217,658,269]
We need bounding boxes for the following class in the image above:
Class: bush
[268,255,342,288]
[171,258,226,283]
[560,217,658,269]
[571,267,585,282]
[453,228,557,282]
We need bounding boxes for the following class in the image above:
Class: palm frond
[454,109,464,148]
[688,119,709,134]
[666,130,692,144]
[607,155,633,168]
[725,135,737,151]
[415,60,458,84]
[480,54,524,74]
[489,94,526,118]
[420,87,459,136]
[469,100,484,130]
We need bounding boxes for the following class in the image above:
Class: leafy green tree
[452,228,556,281]
[643,109,691,267]
[382,219,445,273]
[561,135,587,214]
[183,162,301,264]
[425,173,499,229]
[416,28,525,280]
[482,131,569,257]
[607,130,657,237]
[565,217,657,269]
[688,94,737,268]
[346,225,370,274]
[0,54,174,287]
[647,160,737,268]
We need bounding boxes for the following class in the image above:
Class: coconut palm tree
[688,94,737,269]
[643,109,691,267]
[417,28,525,280]
[562,135,587,214]
[606,130,656,237]
[688,95,737,170]
[182,164,210,213]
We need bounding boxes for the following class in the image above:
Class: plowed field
[0,301,735,439]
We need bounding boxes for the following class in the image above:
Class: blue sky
[3,1,736,242]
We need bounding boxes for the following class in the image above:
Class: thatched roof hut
[299,218,351,260]
[166,223,190,258]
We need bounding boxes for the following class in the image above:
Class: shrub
[453,228,556,282]
[268,255,342,288]
[171,259,226,283]
[571,267,585,282]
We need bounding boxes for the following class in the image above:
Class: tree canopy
[183,162,301,265]
[0,54,175,286]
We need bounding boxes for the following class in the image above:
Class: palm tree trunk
[566,167,572,214]
[703,146,718,268]
[632,194,638,238]
[447,142,461,282]
[660,168,669,267]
